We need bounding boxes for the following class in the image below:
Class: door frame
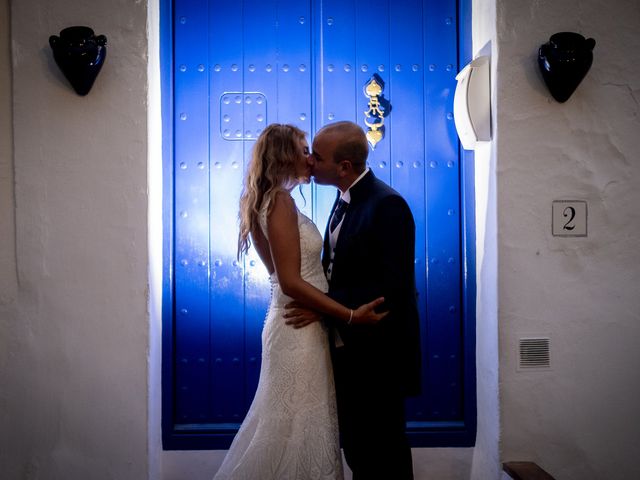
[160,0,476,450]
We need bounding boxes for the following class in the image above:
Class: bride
[213,124,386,480]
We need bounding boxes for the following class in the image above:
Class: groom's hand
[284,301,322,329]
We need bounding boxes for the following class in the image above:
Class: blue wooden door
[165,0,475,449]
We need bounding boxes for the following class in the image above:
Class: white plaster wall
[147,0,164,477]
[469,2,500,480]
[0,3,19,462]
[0,0,150,478]
[496,0,640,478]
[0,0,17,309]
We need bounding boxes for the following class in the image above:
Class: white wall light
[453,55,491,150]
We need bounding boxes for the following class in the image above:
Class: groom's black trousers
[333,347,414,480]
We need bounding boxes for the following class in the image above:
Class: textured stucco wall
[0,0,16,306]
[0,4,19,461]
[0,0,150,478]
[496,0,640,478]
[469,1,500,480]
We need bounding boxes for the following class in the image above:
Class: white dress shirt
[326,168,370,348]
[326,168,370,280]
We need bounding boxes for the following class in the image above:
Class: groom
[286,121,421,479]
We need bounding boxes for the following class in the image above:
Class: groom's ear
[338,159,353,175]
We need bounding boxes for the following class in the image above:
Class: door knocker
[363,75,390,149]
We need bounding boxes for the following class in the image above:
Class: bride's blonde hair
[238,123,307,257]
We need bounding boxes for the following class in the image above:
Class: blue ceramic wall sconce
[49,26,107,96]
[538,32,595,103]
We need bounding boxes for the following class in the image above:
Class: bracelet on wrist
[347,309,354,325]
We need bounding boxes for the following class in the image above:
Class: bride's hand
[351,297,388,325]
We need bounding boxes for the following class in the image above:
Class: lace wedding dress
[213,201,343,480]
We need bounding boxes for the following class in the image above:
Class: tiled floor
[163,447,476,480]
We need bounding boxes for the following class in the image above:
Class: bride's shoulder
[263,190,298,224]
[270,189,296,210]
[261,189,291,210]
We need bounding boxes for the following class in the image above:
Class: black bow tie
[330,199,348,233]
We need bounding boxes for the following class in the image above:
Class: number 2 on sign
[562,206,576,230]
[552,200,587,237]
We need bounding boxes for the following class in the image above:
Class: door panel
[168,0,472,447]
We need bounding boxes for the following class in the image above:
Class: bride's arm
[268,191,385,325]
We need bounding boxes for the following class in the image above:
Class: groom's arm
[324,194,415,319]
[284,195,414,330]
[372,195,416,315]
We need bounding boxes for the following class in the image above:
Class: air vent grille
[518,337,550,369]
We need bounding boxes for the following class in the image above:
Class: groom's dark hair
[321,121,369,173]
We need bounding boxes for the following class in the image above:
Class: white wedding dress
[213,201,343,480]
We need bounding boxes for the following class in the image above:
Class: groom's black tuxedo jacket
[323,170,422,397]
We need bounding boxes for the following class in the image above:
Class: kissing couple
[214,121,421,480]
